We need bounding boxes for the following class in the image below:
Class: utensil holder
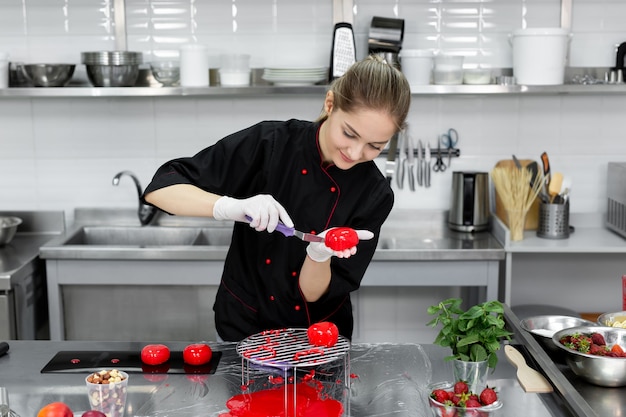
[537,201,570,239]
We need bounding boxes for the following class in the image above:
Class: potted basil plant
[427,298,512,392]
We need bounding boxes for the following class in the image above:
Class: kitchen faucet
[112,170,157,226]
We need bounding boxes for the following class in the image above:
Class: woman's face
[320,94,398,170]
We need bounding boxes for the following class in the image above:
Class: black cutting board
[41,350,221,374]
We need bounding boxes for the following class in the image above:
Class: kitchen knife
[424,143,431,188]
[385,133,399,185]
[504,345,553,393]
[244,216,324,243]
[526,161,539,188]
[406,133,416,191]
[0,342,8,358]
[416,140,424,187]
[540,151,551,190]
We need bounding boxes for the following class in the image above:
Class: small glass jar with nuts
[85,369,129,417]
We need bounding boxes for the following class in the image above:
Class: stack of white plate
[262,67,328,86]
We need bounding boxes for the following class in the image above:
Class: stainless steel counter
[0,211,64,286]
[0,334,565,417]
[39,208,504,341]
[0,211,64,340]
[40,208,505,262]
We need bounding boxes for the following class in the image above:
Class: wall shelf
[2,83,626,98]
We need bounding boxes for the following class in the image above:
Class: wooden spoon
[504,345,553,393]
[548,172,563,204]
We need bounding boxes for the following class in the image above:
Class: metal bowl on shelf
[597,311,626,327]
[81,51,143,87]
[520,315,596,355]
[0,216,22,246]
[552,325,626,387]
[21,64,75,87]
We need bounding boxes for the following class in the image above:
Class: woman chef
[142,55,411,342]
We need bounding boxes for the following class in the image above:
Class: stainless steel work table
[40,208,505,341]
[0,306,614,417]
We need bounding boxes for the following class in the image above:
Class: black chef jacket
[143,119,394,341]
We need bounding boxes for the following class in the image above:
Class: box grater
[607,162,626,238]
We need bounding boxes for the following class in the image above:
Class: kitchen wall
[1,0,626,343]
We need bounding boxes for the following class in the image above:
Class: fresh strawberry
[465,399,482,408]
[454,380,469,394]
[479,387,498,405]
[589,343,606,356]
[591,332,606,346]
[437,405,457,417]
[611,344,625,355]
[431,389,450,404]
[450,393,463,406]
[468,394,480,403]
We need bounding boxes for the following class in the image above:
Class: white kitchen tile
[67,4,113,36]
[25,5,70,36]
[194,1,236,34]
[521,1,561,28]
[568,33,613,68]
[559,96,604,152]
[0,158,38,209]
[517,96,562,152]
[31,99,156,159]
[0,6,26,35]
[0,37,28,62]
[0,101,35,158]
[26,36,81,63]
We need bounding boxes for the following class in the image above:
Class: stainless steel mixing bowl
[81,51,143,87]
[21,64,75,87]
[520,315,596,355]
[597,311,626,327]
[0,216,22,246]
[552,325,626,387]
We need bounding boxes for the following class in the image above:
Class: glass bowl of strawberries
[427,380,503,417]
[552,325,626,387]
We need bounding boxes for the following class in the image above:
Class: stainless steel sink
[61,226,232,247]
[40,223,234,260]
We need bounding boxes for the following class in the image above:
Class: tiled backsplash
[0,0,626,220]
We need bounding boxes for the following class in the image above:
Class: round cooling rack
[236,328,350,368]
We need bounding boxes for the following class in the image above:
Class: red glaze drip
[70,358,80,364]
[243,345,277,360]
[219,382,343,417]
[293,348,324,361]
[110,358,120,364]
[268,376,284,385]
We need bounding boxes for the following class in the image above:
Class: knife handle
[244,215,295,238]
[0,342,9,358]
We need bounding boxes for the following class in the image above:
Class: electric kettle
[448,171,490,232]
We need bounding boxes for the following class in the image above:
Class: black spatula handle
[0,342,9,357]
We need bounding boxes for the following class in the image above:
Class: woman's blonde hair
[318,54,411,131]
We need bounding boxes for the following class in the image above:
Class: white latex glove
[213,195,294,233]
[306,228,375,263]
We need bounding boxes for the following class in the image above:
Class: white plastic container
[433,54,464,85]
[399,49,433,85]
[180,44,209,87]
[0,52,9,88]
[219,54,250,87]
[511,28,571,85]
